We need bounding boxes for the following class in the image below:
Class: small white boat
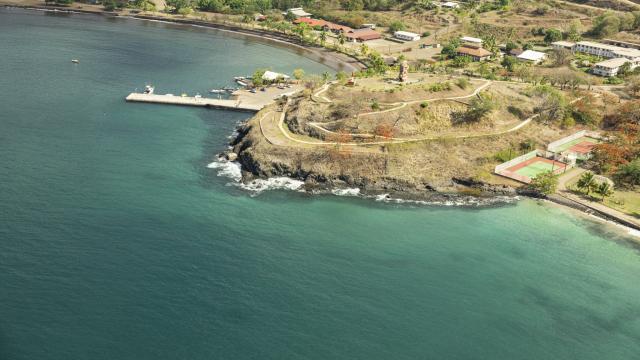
[194,93,202,99]
[236,79,248,87]
[209,89,225,94]
[234,76,245,81]
[143,85,154,94]
[71,59,79,64]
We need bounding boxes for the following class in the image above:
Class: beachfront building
[325,22,353,34]
[285,7,312,18]
[441,1,460,8]
[262,71,290,83]
[394,31,421,42]
[592,58,631,77]
[517,50,547,64]
[456,45,492,61]
[551,41,576,52]
[293,17,327,28]
[346,28,382,42]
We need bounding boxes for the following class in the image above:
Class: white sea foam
[332,188,361,197]
[207,158,304,194]
[207,158,518,205]
[373,193,519,207]
[207,159,242,182]
[239,177,305,194]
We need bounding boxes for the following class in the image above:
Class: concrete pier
[125,93,264,111]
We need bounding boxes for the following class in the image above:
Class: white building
[592,58,630,77]
[442,1,460,8]
[262,71,290,82]
[551,41,575,51]
[517,50,547,64]
[575,41,622,58]
[394,31,421,42]
[460,36,483,45]
[284,7,312,18]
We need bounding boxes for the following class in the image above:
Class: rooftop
[576,41,620,51]
[293,17,327,27]
[551,41,576,47]
[457,46,492,57]
[613,48,640,58]
[394,31,421,37]
[595,58,630,68]
[286,7,312,17]
[517,50,546,61]
[461,36,483,43]
[347,28,382,40]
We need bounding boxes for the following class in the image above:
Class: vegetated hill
[564,0,640,11]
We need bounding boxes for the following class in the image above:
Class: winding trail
[262,80,587,147]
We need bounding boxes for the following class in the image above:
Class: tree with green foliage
[595,181,613,201]
[452,55,471,68]
[367,51,388,74]
[530,171,558,195]
[166,0,192,13]
[505,41,518,54]
[252,68,267,87]
[501,56,517,72]
[335,71,348,83]
[197,0,223,11]
[459,94,495,122]
[319,29,327,46]
[293,68,305,80]
[615,159,640,186]
[544,28,562,44]
[388,20,406,33]
[566,20,582,42]
[576,171,595,194]
[440,39,460,59]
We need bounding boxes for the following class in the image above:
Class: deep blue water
[1,8,640,360]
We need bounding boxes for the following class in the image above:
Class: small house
[346,28,382,42]
[456,45,492,61]
[517,50,547,64]
[394,31,421,42]
[285,7,312,18]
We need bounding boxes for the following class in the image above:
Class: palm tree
[596,182,613,201]
[338,32,346,50]
[576,171,594,195]
[360,43,369,57]
[319,29,327,46]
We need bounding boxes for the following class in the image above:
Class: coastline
[0,3,365,73]
[6,4,639,240]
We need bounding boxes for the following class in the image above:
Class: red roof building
[293,17,328,28]
[456,45,492,61]
[346,28,382,42]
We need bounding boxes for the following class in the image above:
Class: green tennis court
[507,157,567,180]
[554,136,599,153]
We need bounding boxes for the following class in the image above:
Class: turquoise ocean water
[1,8,639,360]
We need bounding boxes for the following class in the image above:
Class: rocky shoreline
[222,120,534,205]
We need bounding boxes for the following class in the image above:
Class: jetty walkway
[125,93,264,111]
[126,85,303,112]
